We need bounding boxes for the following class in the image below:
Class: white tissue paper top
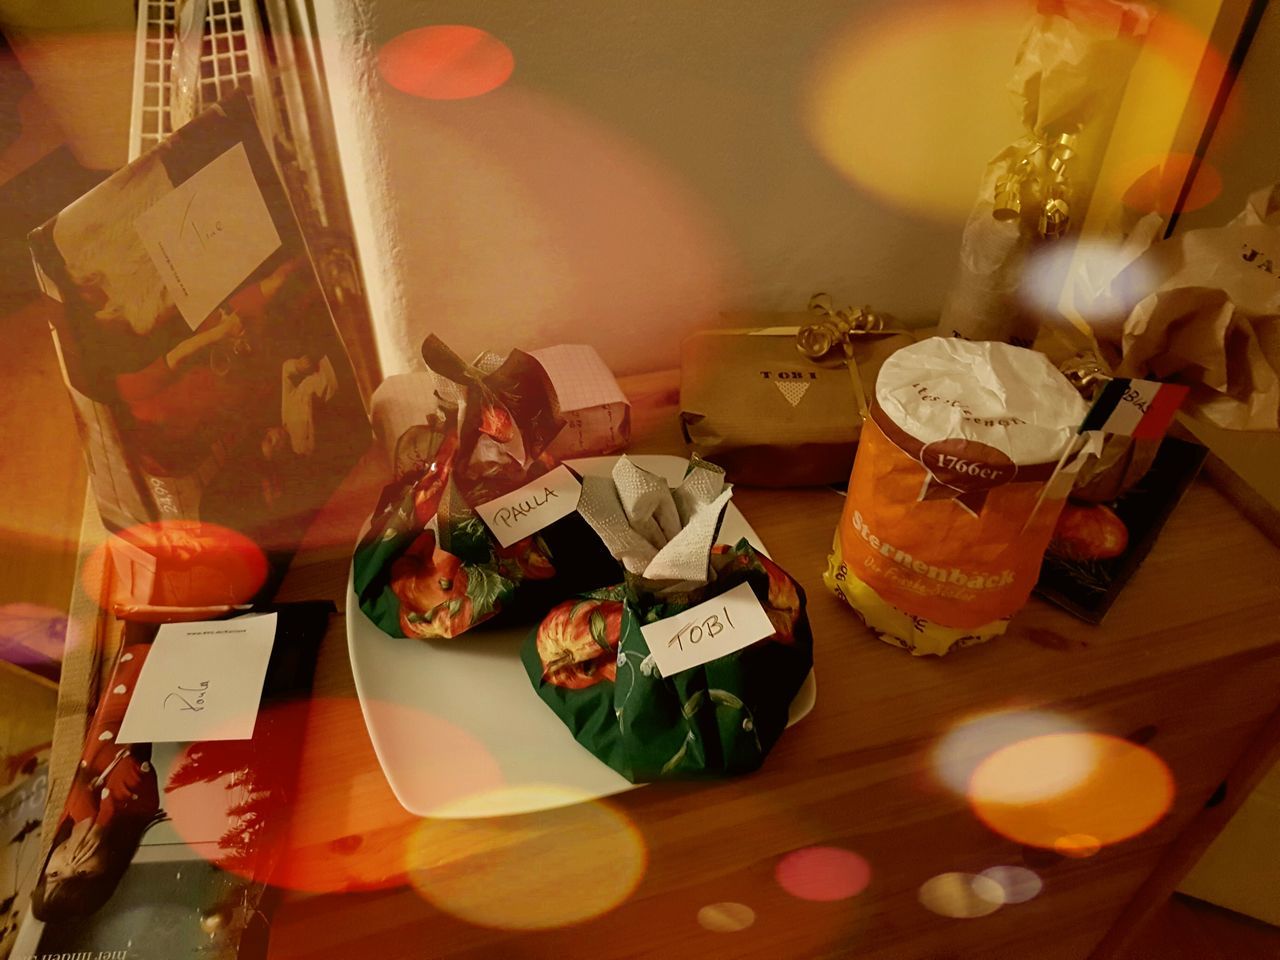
[875,337,1087,466]
[577,456,732,585]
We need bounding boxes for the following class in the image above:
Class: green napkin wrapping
[353,335,618,640]
[522,539,813,782]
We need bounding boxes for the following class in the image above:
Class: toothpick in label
[117,612,277,744]
[641,581,777,677]
[474,464,583,548]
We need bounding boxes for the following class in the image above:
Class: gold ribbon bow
[993,132,1078,240]
[1058,349,1113,398]
[796,294,910,421]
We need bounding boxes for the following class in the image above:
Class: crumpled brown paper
[1113,184,1280,430]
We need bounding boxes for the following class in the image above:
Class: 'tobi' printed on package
[825,337,1095,655]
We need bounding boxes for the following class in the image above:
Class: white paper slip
[474,464,583,547]
[135,142,282,331]
[117,612,277,744]
[641,581,777,677]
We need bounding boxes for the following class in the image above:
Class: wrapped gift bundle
[353,336,619,640]
[522,457,813,781]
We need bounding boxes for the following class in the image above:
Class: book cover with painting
[10,603,331,960]
[1034,436,1208,622]
[27,91,367,609]
[0,757,47,958]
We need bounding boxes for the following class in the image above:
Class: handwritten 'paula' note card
[117,612,277,744]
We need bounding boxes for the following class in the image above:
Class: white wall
[320,0,1033,376]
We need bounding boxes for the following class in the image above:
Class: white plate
[346,455,817,818]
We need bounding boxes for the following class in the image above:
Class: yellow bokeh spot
[406,785,647,930]
[969,733,1173,851]
[918,872,1005,919]
[804,0,1027,221]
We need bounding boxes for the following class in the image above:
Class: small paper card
[474,464,583,547]
[135,142,282,330]
[117,612,277,744]
[641,581,776,677]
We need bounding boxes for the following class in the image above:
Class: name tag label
[135,142,282,331]
[641,581,776,677]
[118,612,277,744]
[475,465,583,547]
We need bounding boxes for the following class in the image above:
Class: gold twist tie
[1059,351,1113,396]
[797,294,908,421]
[992,132,1079,239]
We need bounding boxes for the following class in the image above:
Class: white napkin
[578,457,732,585]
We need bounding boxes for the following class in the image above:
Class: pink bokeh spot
[775,846,872,902]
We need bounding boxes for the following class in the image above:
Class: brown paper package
[680,322,915,486]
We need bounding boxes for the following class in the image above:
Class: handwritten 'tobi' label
[641,581,776,677]
[474,464,583,547]
[117,612,277,744]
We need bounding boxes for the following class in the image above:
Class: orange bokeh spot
[805,0,1030,221]
[1122,153,1222,215]
[378,25,514,100]
[1054,833,1102,858]
[165,697,505,894]
[79,521,268,615]
[969,733,1174,852]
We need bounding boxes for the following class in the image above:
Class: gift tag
[475,464,583,547]
[642,581,777,677]
[135,142,282,330]
[117,612,277,744]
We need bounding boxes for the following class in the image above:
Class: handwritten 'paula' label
[641,581,777,678]
[117,612,277,745]
[474,464,583,547]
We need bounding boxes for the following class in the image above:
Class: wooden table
[56,371,1280,959]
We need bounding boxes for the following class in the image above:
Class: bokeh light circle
[379,25,514,100]
[933,709,1084,796]
[1054,833,1102,859]
[1019,238,1161,327]
[165,698,505,894]
[1121,154,1222,215]
[775,846,872,902]
[80,521,268,614]
[918,872,1005,918]
[969,733,1174,851]
[978,865,1042,904]
[805,0,1030,221]
[407,785,646,930]
[697,902,756,933]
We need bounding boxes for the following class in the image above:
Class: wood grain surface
[256,371,1280,960]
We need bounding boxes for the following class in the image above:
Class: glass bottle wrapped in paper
[522,457,813,781]
[941,0,1151,347]
[353,336,619,641]
[825,338,1097,655]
